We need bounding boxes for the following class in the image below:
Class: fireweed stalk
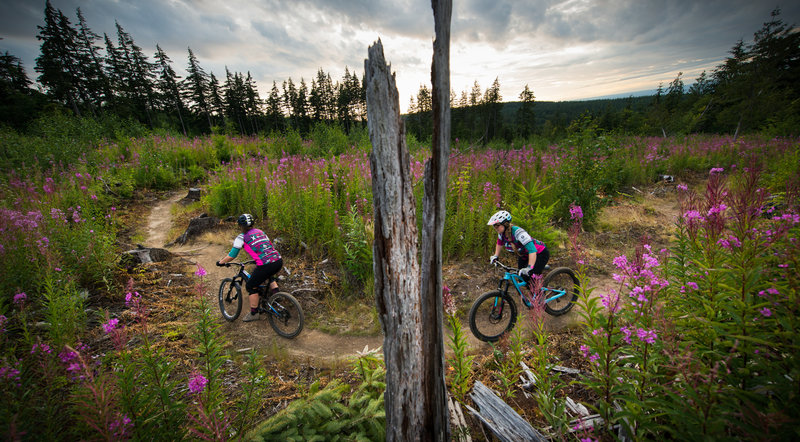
[580,237,669,437]
[662,165,800,438]
[443,285,474,404]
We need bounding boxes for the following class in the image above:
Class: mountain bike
[468,260,579,342]
[218,260,304,338]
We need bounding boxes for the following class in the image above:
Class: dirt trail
[144,185,680,367]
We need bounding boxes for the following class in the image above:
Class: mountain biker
[487,210,549,283]
[216,213,282,322]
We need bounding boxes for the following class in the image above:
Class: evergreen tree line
[0,1,366,136]
[2,5,797,141]
[406,8,800,142]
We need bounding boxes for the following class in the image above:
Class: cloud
[2,0,799,111]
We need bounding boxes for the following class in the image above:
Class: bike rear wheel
[468,290,518,342]
[265,292,304,338]
[542,267,579,316]
[218,278,243,321]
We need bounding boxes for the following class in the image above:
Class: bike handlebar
[220,260,257,268]
[491,260,517,272]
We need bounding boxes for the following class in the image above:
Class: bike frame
[495,268,568,310]
[228,261,282,318]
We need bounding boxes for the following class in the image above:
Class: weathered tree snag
[420,0,452,440]
[365,39,424,439]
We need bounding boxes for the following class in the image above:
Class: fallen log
[465,381,547,442]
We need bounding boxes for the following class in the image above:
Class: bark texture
[365,39,424,440]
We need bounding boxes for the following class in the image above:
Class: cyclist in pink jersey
[487,210,549,281]
[216,214,283,322]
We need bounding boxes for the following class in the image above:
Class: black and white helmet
[487,210,512,226]
[237,213,254,227]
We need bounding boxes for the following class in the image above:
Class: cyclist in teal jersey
[216,214,283,322]
[487,210,549,281]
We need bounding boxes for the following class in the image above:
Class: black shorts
[517,248,549,276]
[245,259,283,294]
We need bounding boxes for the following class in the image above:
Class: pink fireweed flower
[102,318,119,334]
[195,264,207,277]
[683,210,703,221]
[707,204,728,216]
[620,326,632,344]
[580,344,591,357]
[31,342,52,354]
[188,372,208,394]
[677,184,688,191]
[612,255,629,270]
[637,328,657,344]
[13,292,26,305]
[570,204,584,220]
[709,167,724,174]
[760,307,772,317]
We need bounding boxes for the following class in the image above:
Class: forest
[0,2,799,441]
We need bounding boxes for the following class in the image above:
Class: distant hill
[500,95,654,127]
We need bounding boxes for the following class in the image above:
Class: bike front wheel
[218,278,243,322]
[542,267,579,316]
[468,290,518,342]
[265,292,304,338]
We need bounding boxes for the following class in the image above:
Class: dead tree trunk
[420,0,452,440]
[365,39,424,440]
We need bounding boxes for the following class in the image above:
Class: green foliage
[445,313,475,404]
[490,323,526,400]
[526,309,569,434]
[248,354,386,441]
[191,294,228,420]
[341,205,373,287]
[41,276,86,349]
[505,180,560,248]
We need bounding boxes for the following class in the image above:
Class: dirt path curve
[143,191,639,367]
[144,193,387,366]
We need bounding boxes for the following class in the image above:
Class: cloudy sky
[2,0,799,113]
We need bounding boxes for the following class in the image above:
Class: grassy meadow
[1,115,798,439]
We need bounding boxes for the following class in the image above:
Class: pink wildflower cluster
[580,344,600,366]
[0,359,22,387]
[13,291,26,306]
[482,181,502,208]
[188,372,208,394]
[611,244,668,316]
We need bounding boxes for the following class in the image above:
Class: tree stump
[171,213,219,245]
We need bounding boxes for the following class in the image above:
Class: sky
[2,0,799,113]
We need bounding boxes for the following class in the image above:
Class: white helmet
[487,210,511,226]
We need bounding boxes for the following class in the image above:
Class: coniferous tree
[207,72,225,129]
[154,44,186,134]
[115,22,157,126]
[0,51,32,93]
[295,77,309,134]
[244,72,263,134]
[516,84,536,138]
[74,8,109,113]
[103,33,125,112]
[282,77,298,129]
[35,1,82,114]
[265,80,284,133]
[482,77,503,141]
[183,47,212,131]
